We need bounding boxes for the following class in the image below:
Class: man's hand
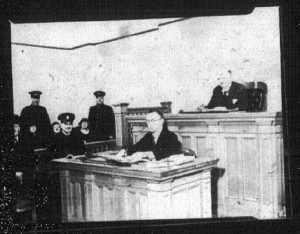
[131,152,146,162]
[115,149,127,159]
[131,151,155,162]
[197,104,207,111]
[145,151,155,160]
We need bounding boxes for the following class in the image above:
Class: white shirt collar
[152,126,163,144]
[81,129,89,135]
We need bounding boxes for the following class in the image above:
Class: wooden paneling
[54,158,217,221]
[196,136,207,158]
[242,137,259,201]
[181,136,191,149]
[126,112,284,219]
[226,137,239,199]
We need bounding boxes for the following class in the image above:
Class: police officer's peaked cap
[13,114,20,125]
[29,90,42,98]
[93,91,106,97]
[58,113,75,123]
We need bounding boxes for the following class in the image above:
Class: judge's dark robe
[88,104,115,141]
[20,105,51,139]
[127,127,182,161]
[206,82,248,111]
[52,131,85,159]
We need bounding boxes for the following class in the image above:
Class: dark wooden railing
[127,101,172,116]
[33,140,117,160]
[84,140,117,157]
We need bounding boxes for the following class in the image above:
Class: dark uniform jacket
[6,136,35,172]
[206,82,248,111]
[88,104,115,141]
[52,131,85,159]
[24,133,46,150]
[20,105,51,139]
[127,127,182,161]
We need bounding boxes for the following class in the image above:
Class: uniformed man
[88,91,115,141]
[20,91,51,141]
[53,112,85,159]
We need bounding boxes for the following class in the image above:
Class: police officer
[20,91,51,141]
[53,112,85,159]
[88,91,115,141]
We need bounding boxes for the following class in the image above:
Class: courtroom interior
[2,1,300,232]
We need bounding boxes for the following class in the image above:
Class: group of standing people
[13,89,116,159]
[7,89,116,222]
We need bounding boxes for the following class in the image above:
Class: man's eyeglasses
[145,118,162,124]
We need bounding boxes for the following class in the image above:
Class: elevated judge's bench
[113,103,285,219]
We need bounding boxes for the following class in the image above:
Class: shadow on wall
[211,167,225,217]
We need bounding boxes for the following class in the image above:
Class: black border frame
[1,0,300,233]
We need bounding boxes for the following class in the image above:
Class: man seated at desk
[118,110,182,161]
[199,70,248,111]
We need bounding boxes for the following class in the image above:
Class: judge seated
[53,113,85,159]
[200,70,248,111]
[118,110,182,161]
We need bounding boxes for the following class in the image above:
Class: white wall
[11,7,281,125]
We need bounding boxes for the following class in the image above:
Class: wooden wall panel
[242,137,259,201]
[261,137,272,206]
[181,136,191,149]
[226,137,239,198]
[196,136,207,158]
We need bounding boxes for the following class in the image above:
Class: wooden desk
[125,112,285,219]
[52,156,218,222]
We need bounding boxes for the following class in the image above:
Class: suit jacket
[206,82,248,111]
[52,131,85,159]
[88,104,115,141]
[127,127,182,161]
[20,105,51,139]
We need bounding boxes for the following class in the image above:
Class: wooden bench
[127,101,172,116]
[33,139,117,160]
[84,140,117,157]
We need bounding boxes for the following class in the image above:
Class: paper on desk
[163,154,195,165]
[139,154,195,169]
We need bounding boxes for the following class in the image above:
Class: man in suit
[20,91,51,141]
[123,110,182,161]
[201,70,248,111]
[88,91,115,141]
[53,113,85,159]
